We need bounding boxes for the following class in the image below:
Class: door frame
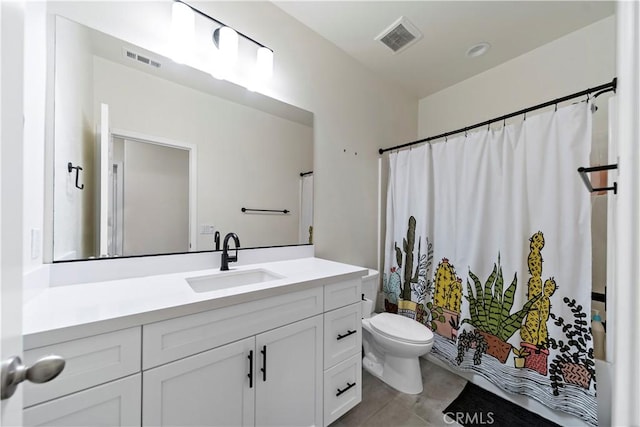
[111,128,197,252]
[0,1,25,425]
[612,1,640,424]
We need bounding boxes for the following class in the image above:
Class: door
[255,315,323,427]
[142,337,255,427]
[0,1,25,425]
[121,139,189,256]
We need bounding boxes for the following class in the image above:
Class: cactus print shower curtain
[383,102,597,425]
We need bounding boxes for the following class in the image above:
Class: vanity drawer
[23,327,141,407]
[24,374,141,427]
[323,354,362,427]
[324,302,361,369]
[143,286,323,369]
[324,278,361,311]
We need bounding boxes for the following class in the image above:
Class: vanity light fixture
[247,46,274,91]
[172,0,274,86]
[169,1,195,64]
[256,47,274,80]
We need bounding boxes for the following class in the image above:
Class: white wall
[93,56,312,251]
[418,16,615,141]
[52,16,96,260]
[26,1,417,271]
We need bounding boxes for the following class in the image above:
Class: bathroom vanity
[22,257,366,427]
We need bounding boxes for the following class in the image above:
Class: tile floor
[331,358,467,427]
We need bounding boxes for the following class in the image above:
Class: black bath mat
[443,382,561,427]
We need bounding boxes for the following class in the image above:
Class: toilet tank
[362,269,380,309]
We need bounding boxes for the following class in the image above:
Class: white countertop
[23,257,368,349]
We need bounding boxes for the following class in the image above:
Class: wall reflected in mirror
[53,16,313,261]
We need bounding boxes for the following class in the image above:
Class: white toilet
[361,271,434,394]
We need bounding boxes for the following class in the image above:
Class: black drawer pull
[337,330,357,340]
[260,345,267,381]
[248,350,253,388]
[336,382,356,397]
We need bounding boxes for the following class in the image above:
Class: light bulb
[208,47,226,80]
[216,26,238,67]
[256,47,273,80]
[247,47,274,92]
[170,2,195,64]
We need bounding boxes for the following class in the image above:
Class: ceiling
[273,1,615,99]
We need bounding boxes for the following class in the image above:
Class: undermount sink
[186,269,284,293]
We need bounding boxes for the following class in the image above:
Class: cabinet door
[255,315,323,427]
[23,375,141,427]
[143,337,254,427]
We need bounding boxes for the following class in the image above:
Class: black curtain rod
[175,0,271,50]
[300,171,313,177]
[379,78,617,155]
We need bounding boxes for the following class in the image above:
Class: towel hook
[67,162,84,190]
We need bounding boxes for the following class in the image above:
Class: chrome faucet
[221,233,240,271]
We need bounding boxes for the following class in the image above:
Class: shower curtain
[383,102,597,425]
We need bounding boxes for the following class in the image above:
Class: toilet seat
[369,313,433,345]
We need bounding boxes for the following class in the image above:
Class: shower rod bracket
[577,164,618,195]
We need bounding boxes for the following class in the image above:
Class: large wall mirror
[52,16,314,262]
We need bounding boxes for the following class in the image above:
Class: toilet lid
[370,313,434,344]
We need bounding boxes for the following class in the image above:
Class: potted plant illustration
[548,297,596,396]
[383,268,401,314]
[449,316,461,341]
[461,254,541,364]
[512,347,530,368]
[456,329,488,365]
[418,301,445,331]
[432,258,462,338]
[520,232,557,375]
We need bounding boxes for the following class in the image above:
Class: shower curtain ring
[555,103,558,112]
[523,112,527,121]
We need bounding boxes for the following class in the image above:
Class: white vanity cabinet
[22,264,367,427]
[142,315,323,427]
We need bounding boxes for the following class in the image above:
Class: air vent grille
[375,16,423,54]
[380,24,416,52]
[123,48,161,69]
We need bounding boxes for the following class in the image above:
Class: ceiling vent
[122,47,161,69]
[375,16,423,54]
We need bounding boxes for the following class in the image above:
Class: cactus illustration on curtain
[434,259,462,312]
[394,216,422,301]
[432,259,463,339]
[384,215,430,318]
[520,232,557,374]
